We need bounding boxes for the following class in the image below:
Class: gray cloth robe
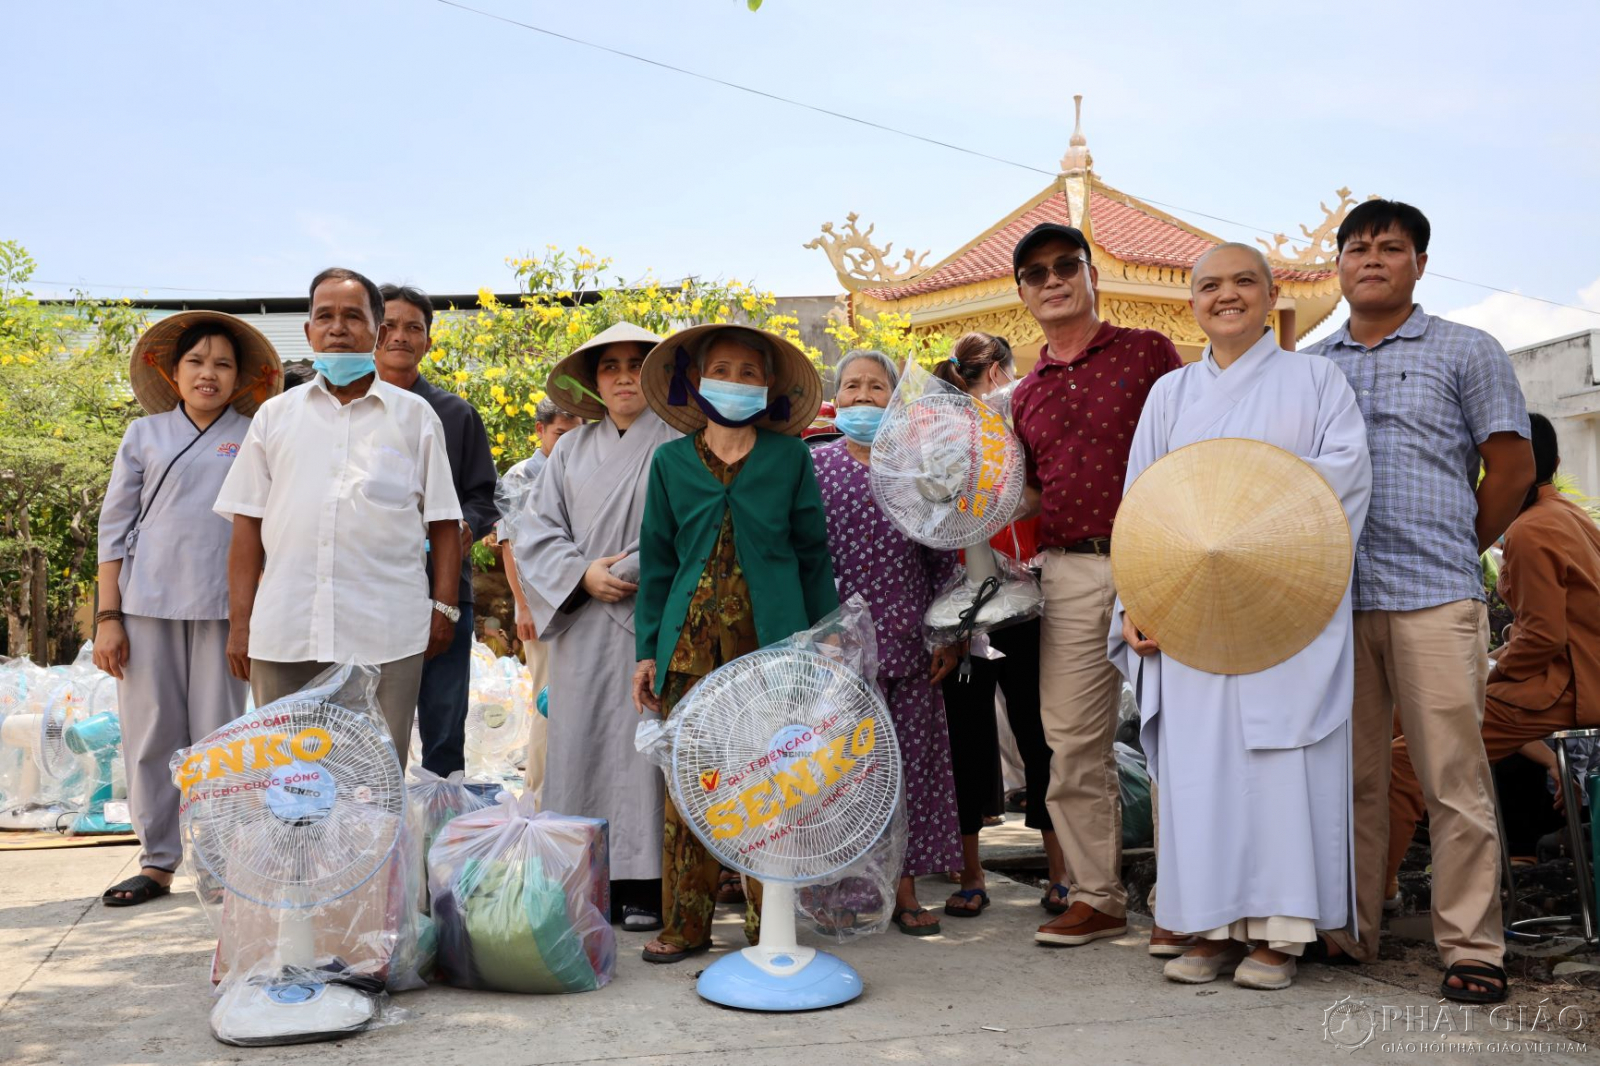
[512,409,680,880]
[1108,334,1372,938]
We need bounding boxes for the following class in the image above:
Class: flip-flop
[1040,882,1071,914]
[893,907,941,937]
[642,940,711,964]
[944,887,990,917]
[1440,961,1508,1004]
[102,874,171,908]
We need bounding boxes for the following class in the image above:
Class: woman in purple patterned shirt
[812,348,964,936]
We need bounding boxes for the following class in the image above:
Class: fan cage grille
[668,649,901,883]
[869,394,1026,550]
[181,700,404,908]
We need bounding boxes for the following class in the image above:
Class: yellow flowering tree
[425,246,819,466]
[825,309,954,375]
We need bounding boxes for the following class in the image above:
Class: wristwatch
[432,600,462,624]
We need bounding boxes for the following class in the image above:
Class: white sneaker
[1234,954,1297,990]
[1163,942,1247,984]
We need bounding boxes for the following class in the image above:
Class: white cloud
[1441,276,1600,351]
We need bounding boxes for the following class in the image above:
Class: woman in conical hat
[631,323,838,962]
[96,311,281,907]
[511,319,678,933]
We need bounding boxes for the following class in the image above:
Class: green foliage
[423,247,817,468]
[0,241,144,660]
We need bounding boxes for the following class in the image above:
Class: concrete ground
[1,829,1592,1066]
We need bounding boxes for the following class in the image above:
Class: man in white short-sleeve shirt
[214,267,462,762]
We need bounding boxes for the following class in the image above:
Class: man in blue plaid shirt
[1305,200,1533,1004]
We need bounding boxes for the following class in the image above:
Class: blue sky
[6,0,1599,347]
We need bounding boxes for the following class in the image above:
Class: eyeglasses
[1017,256,1089,288]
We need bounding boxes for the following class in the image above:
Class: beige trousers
[250,655,424,772]
[1332,601,1504,967]
[1039,551,1126,916]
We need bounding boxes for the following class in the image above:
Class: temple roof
[859,180,1333,302]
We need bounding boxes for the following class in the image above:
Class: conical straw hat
[1110,438,1352,676]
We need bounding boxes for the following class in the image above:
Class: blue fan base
[697,950,862,1011]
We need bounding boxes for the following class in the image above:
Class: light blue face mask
[698,378,770,424]
[833,404,885,444]
[313,352,376,387]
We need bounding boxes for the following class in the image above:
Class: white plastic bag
[427,790,615,994]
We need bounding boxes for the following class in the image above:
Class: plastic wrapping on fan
[796,790,907,943]
[463,639,535,784]
[1116,741,1154,850]
[635,594,905,942]
[922,547,1044,649]
[426,790,614,994]
[387,768,503,991]
[635,594,882,769]
[493,454,544,550]
[172,661,407,1039]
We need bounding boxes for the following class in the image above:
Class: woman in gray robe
[513,323,679,930]
[95,312,280,906]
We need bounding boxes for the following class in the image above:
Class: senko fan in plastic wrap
[664,646,900,1010]
[180,697,404,1046]
[867,370,1041,639]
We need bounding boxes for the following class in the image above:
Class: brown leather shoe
[1148,926,1197,957]
[1035,901,1127,946]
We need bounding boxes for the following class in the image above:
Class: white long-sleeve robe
[513,409,680,880]
[1108,333,1372,939]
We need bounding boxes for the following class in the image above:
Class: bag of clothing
[386,768,503,991]
[1116,741,1154,849]
[427,790,614,994]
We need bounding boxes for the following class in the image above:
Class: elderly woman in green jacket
[630,323,837,963]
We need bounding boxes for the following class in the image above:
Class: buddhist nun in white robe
[512,327,680,924]
[1108,245,1371,989]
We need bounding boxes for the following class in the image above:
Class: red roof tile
[860,187,1331,301]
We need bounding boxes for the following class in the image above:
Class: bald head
[1192,242,1274,291]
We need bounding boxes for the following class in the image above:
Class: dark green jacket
[636,429,839,691]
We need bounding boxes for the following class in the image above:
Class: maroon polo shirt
[1012,321,1182,549]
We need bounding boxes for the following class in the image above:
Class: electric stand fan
[464,665,531,781]
[0,675,74,830]
[39,678,132,834]
[663,647,901,1011]
[180,698,404,1046]
[868,366,1040,638]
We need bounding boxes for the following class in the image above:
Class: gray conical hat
[544,322,664,419]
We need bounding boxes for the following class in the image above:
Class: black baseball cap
[1012,223,1092,281]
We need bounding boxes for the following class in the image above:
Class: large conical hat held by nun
[1110,437,1352,676]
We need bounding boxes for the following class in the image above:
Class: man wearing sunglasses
[1008,223,1183,950]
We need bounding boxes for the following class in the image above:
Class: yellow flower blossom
[496,432,506,444]
[491,445,504,458]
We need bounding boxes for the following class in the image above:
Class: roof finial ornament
[1059,94,1093,174]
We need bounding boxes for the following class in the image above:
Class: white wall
[1511,330,1600,494]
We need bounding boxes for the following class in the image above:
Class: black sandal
[1440,960,1508,1004]
[892,907,941,936]
[102,874,171,907]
